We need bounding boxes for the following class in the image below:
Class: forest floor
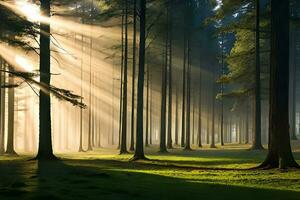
[1,143,300,200]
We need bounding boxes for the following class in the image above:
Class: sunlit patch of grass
[1,145,300,199]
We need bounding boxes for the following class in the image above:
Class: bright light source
[15,55,34,71]
[15,1,41,21]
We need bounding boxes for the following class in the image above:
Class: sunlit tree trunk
[6,70,17,155]
[132,0,147,160]
[259,0,299,169]
[0,59,5,154]
[36,0,56,160]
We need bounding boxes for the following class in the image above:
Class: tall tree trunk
[167,1,173,149]
[290,27,297,140]
[185,37,192,150]
[160,23,168,153]
[259,0,299,169]
[130,0,137,151]
[132,0,147,160]
[145,56,150,147]
[220,33,225,146]
[210,72,216,148]
[198,71,202,148]
[251,0,264,150]
[87,33,93,152]
[36,0,56,160]
[120,0,129,154]
[181,45,186,148]
[175,84,179,145]
[6,71,16,155]
[78,32,85,152]
[0,60,5,154]
[118,7,125,150]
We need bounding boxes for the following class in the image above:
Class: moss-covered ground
[1,144,300,200]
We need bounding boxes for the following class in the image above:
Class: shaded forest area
[1,0,300,199]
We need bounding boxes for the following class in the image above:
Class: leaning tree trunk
[132,0,147,160]
[36,0,56,160]
[259,0,299,169]
[251,0,264,150]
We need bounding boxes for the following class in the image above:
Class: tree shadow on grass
[1,158,300,200]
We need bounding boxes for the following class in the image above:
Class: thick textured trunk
[259,0,299,169]
[36,0,55,160]
[210,77,216,148]
[132,0,147,160]
[120,0,129,154]
[252,0,264,150]
[130,0,137,151]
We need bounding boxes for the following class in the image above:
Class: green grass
[1,145,300,200]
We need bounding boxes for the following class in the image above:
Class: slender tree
[130,0,137,151]
[120,0,129,154]
[6,71,17,155]
[132,0,147,160]
[251,0,264,150]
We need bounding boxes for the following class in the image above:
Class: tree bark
[130,0,137,151]
[36,0,56,160]
[132,0,147,160]
[120,0,129,154]
[251,0,264,150]
[259,0,299,169]
[6,71,17,155]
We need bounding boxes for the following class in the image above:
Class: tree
[6,71,17,155]
[130,0,137,151]
[259,0,299,169]
[120,0,129,154]
[251,0,264,150]
[132,0,147,161]
[35,0,56,160]
[167,0,173,149]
